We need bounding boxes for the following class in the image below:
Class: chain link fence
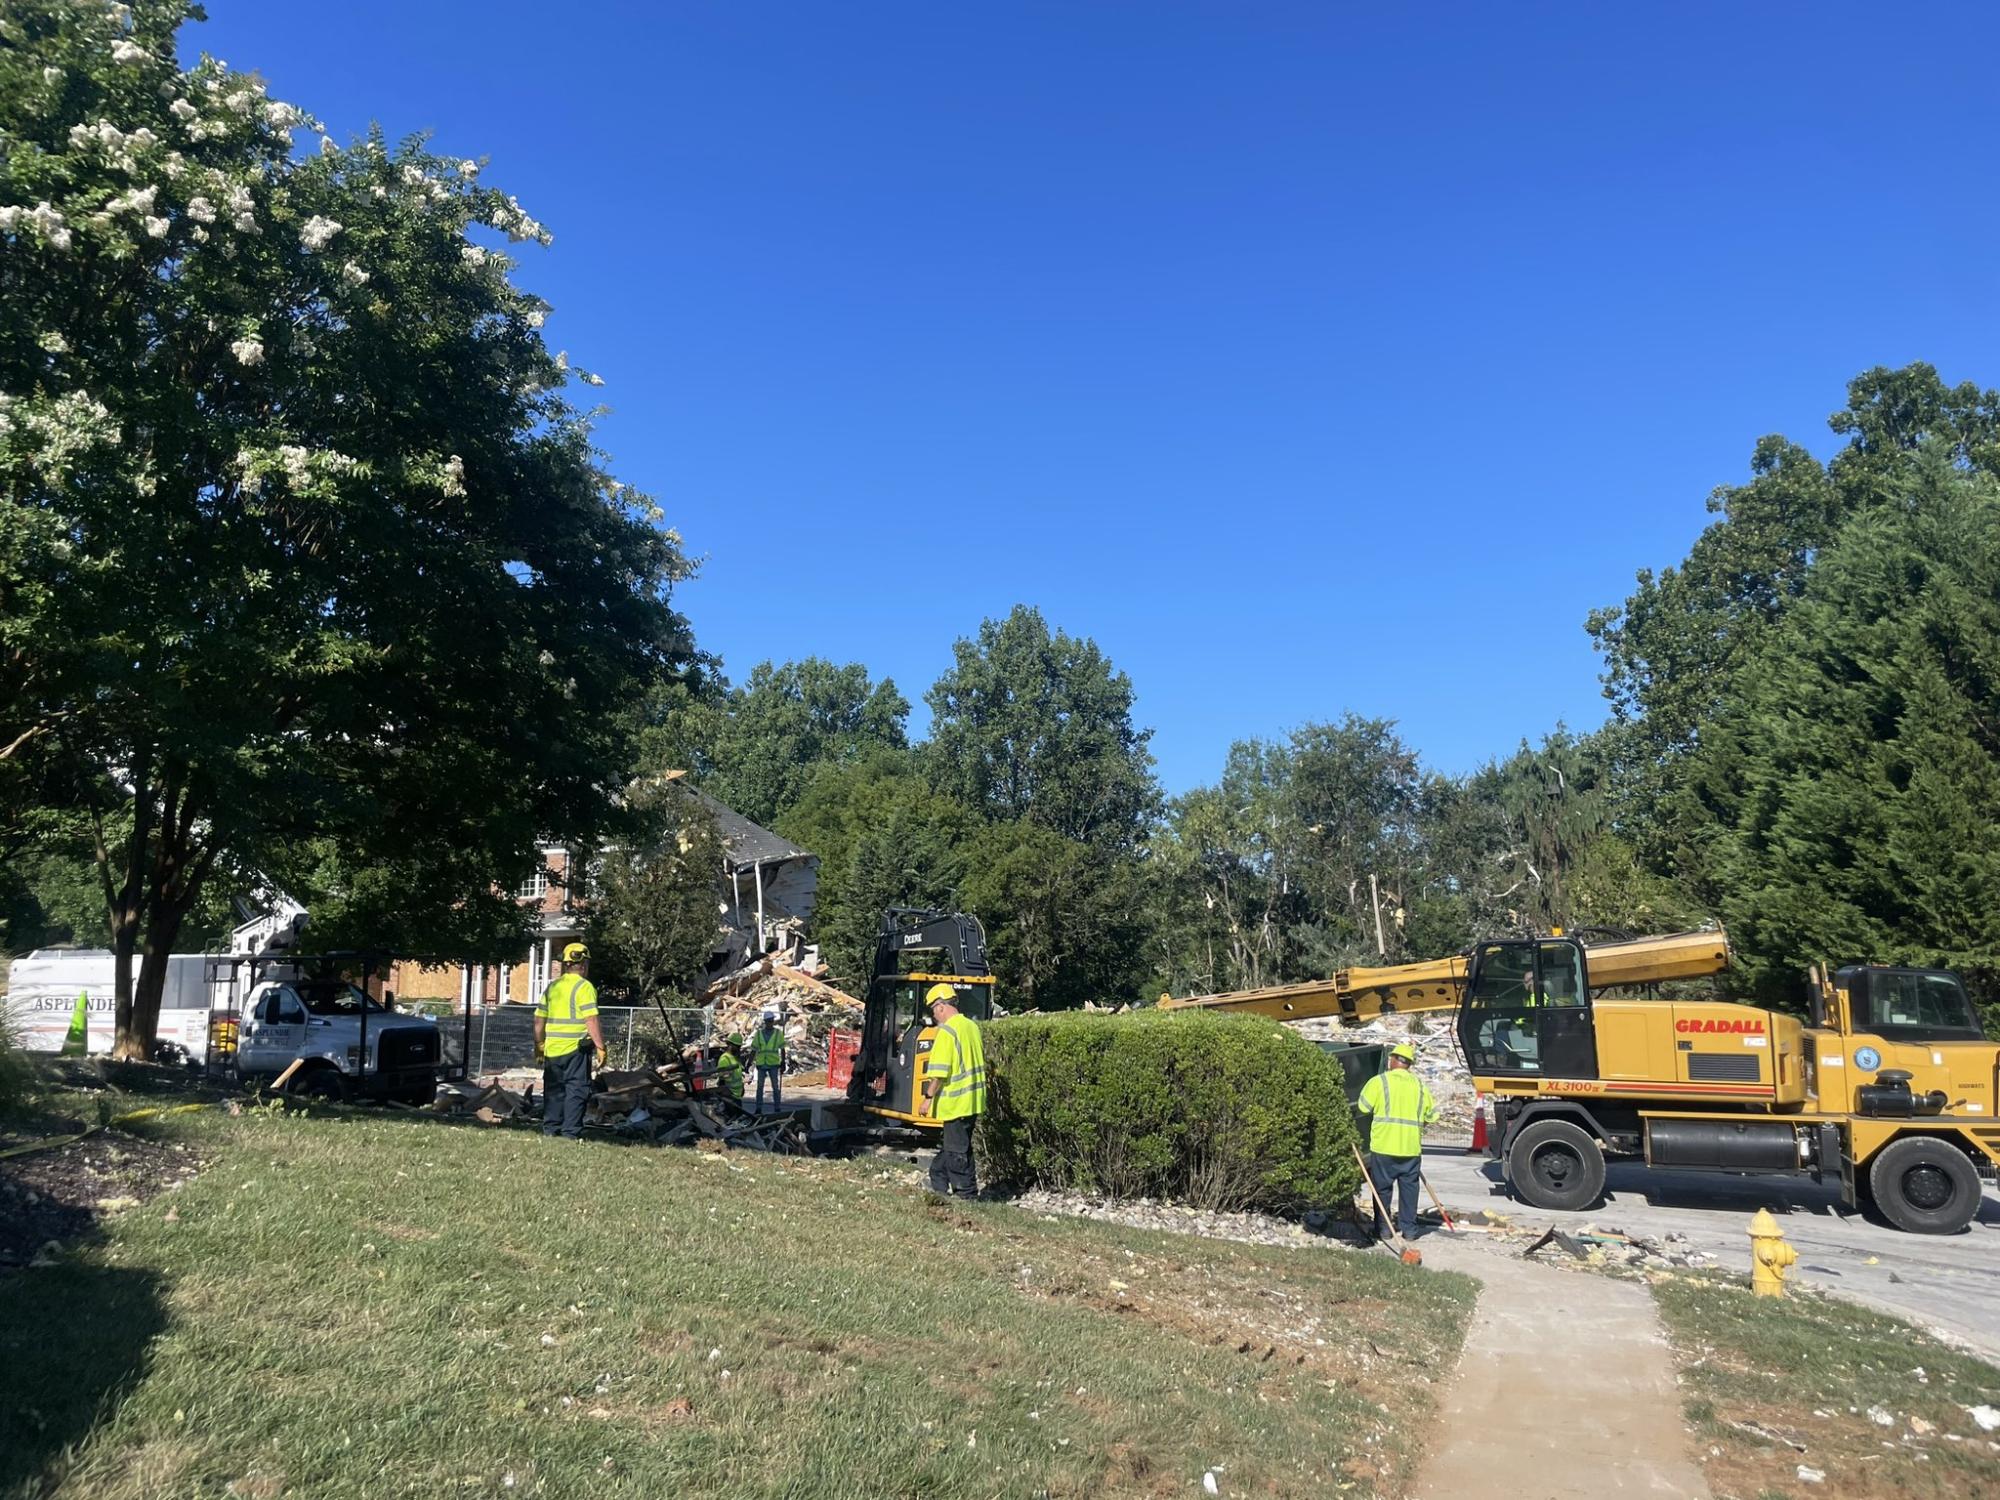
[418,1003,715,1077]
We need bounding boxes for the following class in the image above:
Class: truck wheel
[291,1066,347,1103]
[1507,1119,1607,1212]
[1868,1137,1981,1235]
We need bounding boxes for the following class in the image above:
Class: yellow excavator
[1164,930,2000,1235]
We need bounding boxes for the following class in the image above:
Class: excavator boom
[1158,929,1730,1022]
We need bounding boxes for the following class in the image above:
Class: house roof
[688,787,815,873]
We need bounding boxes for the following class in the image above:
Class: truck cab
[236,976,441,1104]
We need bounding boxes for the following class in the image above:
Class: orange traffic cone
[1470,1095,1488,1153]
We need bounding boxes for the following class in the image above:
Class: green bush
[979,1011,1360,1213]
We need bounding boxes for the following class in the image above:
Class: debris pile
[1519,1221,1718,1271]
[432,1072,808,1152]
[702,956,863,1072]
[1287,1010,1477,1135]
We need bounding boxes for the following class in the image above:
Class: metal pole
[623,1010,632,1070]
[473,965,487,1077]
[754,861,766,954]
[1369,873,1387,957]
[459,964,473,1083]
[359,954,372,1091]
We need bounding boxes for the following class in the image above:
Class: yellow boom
[1157,929,1731,1022]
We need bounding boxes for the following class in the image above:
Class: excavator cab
[849,908,994,1127]
[1456,937,1598,1079]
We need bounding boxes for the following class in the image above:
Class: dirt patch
[0,1119,202,1269]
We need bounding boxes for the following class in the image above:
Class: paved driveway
[1419,1144,2000,1361]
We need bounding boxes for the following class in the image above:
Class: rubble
[702,953,864,1074]
[1516,1220,1718,1272]
[1009,1186,1373,1252]
[1286,1011,1477,1136]
[432,1065,809,1151]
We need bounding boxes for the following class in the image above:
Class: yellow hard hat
[562,942,589,962]
[1391,1043,1417,1062]
[924,982,957,1005]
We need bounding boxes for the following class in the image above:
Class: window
[1854,969,1982,1041]
[515,868,549,902]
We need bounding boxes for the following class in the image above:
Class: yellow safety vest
[751,1027,784,1068]
[715,1051,744,1098]
[923,1014,987,1122]
[537,973,597,1058]
[1357,1067,1434,1157]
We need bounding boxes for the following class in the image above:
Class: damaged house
[391,788,819,1007]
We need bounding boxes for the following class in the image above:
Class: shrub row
[978,1010,1360,1213]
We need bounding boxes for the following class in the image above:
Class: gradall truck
[1165,929,2000,1235]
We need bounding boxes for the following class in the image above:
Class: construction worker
[714,1035,745,1101]
[750,1010,786,1113]
[921,983,987,1196]
[535,942,604,1140]
[1356,1043,1436,1242]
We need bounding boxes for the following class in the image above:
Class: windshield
[299,982,387,1018]
[1854,969,1984,1041]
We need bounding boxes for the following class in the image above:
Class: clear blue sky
[185,2,2000,793]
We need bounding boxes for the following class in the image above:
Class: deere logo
[1674,1018,1766,1035]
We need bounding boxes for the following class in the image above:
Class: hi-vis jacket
[923,1014,987,1122]
[1356,1067,1436,1157]
[537,973,598,1059]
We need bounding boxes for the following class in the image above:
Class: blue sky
[185,3,2000,793]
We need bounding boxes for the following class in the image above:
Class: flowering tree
[0,1,698,1055]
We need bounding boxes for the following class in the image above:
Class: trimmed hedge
[978,1011,1361,1213]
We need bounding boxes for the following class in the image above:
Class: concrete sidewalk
[1421,1143,2000,1361]
[1410,1234,1710,1498]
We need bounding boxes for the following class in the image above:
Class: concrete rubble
[702,952,863,1075]
[1285,1010,1478,1134]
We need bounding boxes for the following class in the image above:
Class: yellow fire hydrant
[1748,1207,1797,1297]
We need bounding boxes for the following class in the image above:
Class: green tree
[778,752,975,989]
[1589,364,2000,891]
[589,784,725,1009]
[925,605,1158,848]
[961,819,1149,1011]
[699,658,907,828]
[1,2,696,1053]
[1705,453,2000,1005]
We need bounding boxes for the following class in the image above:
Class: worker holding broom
[1357,1043,1437,1242]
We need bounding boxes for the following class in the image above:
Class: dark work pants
[542,1047,592,1139]
[754,1064,782,1112]
[929,1116,977,1196]
[1369,1152,1423,1239]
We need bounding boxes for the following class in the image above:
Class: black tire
[1507,1118,1607,1212]
[1868,1136,1981,1235]
[290,1065,347,1103]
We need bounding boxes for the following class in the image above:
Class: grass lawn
[1,1100,1475,1500]
[1655,1271,2000,1500]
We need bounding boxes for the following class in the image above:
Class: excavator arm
[1157,929,1731,1022]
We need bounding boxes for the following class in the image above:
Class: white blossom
[226,184,255,216]
[161,152,186,179]
[47,226,72,252]
[524,306,547,329]
[142,215,168,238]
[537,649,556,668]
[230,338,265,367]
[581,372,605,387]
[299,215,342,252]
[457,159,479,178]
[369,184,387,199]
[168,97,197,122]
[42,66,63,85]
[128,126,158,150]
[339,260,369,286]
[0,206,20,233]
[263,101,300,131]
[38,331,69,354]
[460,244,488,267]
[554,350,568,372]
[185,195,215,224]
[104,184,158,216]
[319,134,338,157]
[441,454,466,497]
[189,225,208,243]
[111,39,148,65]
[400,165,426,188]
[223,90,255,115]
